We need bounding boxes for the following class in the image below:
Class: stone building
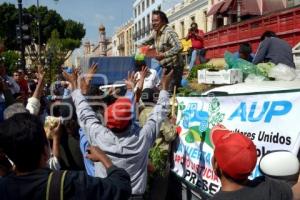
[83,24,111,57]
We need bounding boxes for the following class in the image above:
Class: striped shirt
[143,25,183,67]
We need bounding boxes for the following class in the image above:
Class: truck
[170,4,300,200]
[204,5,300,61]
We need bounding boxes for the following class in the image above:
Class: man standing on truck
[186,22,206,71]
[142,10,183,91]
[253,31,296,68]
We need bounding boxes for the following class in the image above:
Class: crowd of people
[0,9,299,200]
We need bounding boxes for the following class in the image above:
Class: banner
[172,91,300,196]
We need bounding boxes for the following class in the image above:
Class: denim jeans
[189,48,206,71]
[150,58,163,78]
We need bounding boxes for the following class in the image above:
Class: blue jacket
[253,37,295,68]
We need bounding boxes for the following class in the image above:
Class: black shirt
[210,176,293,200]
[0,166,131,200]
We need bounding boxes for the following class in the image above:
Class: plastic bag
[245,74,267,83]
[224,51,263,76]
[268,63,296,81]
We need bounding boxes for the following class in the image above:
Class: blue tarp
[81,56,152,85]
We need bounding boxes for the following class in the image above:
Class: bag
[225,51,259,74]
[46,170,68,200]
[268,63,296,81]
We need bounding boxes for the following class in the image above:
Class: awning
[221,0,262,15]
[219,0,234,13]
[207,1,225,16]
[263,0,286,14]
[220,0,287,16]
[241,0,262,15]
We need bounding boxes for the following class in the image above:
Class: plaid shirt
[143,25,183,67]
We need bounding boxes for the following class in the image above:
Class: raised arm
[134,66,148,102]
[26,65,45,115]
[140,69,173,146]
[62,66,109,145]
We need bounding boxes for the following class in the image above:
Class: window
[138,21,141,37]
[146,0,150,7]
[134,8,137,18]
[152,0,155,4]
[142,17,145,35]
[138,4,140,15]
[147,14,150,33]
[142,1,145,12]
[180,21,185,38]
[191,16,195,23]
[158,5,161,10]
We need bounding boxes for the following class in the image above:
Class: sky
[1,0,134,45]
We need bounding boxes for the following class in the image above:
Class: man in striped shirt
[143,10,183,91]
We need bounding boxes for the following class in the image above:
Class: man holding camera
[186,22,206,71]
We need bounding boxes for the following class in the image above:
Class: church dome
[99,24,105,31]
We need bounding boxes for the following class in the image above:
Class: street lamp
[36,0,41,62]
[17,0,25,70]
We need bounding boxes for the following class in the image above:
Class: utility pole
[17,0,25,70]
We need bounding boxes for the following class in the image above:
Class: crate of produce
[198,69,243,85]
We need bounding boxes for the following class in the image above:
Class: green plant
[0,50,19,75]
[187,63,216,80]
[149,145,168,177]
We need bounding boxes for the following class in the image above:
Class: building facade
[112,20,134,56]
[166,0,209,40]
[133,0,163,48]
[110,34,119,56]
[83,24,111,57]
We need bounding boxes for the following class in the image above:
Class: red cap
[211,125,257,180]
[105,97,132,130]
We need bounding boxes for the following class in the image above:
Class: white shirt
[134,69,159,90]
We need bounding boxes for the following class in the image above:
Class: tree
[0,3,19,50]
[64,19,85,41]
[0,3,85,56]
[44,30,81,82]
[0,51,20,75]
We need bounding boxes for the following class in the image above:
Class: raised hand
[124,71,136,91]
[139,66,149,80]
[85,63,98,84]
[32,65,46,99]
[62,68,80,90]
[37,65,45,81]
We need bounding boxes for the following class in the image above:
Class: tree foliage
[0,3,85,81]
[0,3,85,52]
[44,30,81,82]
[0,3,19,50]
[0,50,20,75]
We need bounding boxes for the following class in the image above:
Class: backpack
[46,171,68,200]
